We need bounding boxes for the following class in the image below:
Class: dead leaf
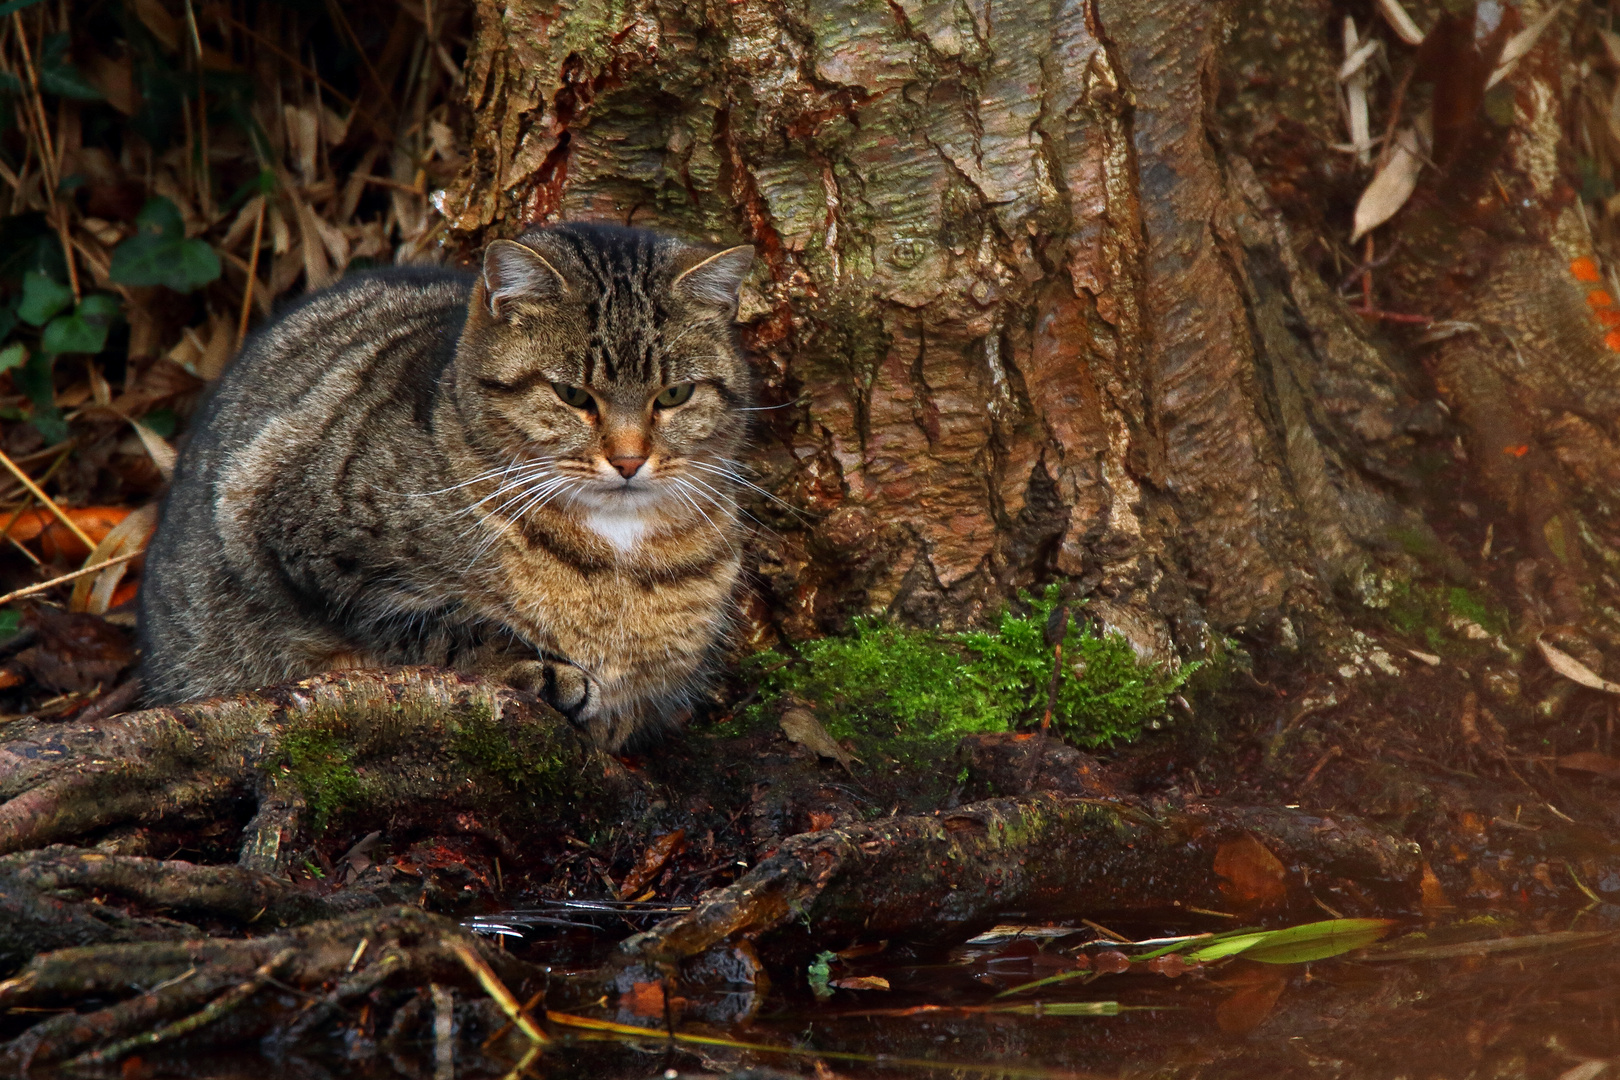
[85,52,140,116]
[618,828,687,899]
[15,604,134,694]
[1601,28,1620,68]
[129,420,177,480]
[1485,4,1563,90]
[1214,964,1287,1034]
[3,506,132,562]
[70,503,157,615]
[1343,18,1375,166]
[1537,638,1620,694]
[1556,751,1620,780]
[1419,861,1452,912]
[1143,954,1192,977]
[1351,126,1424,242]
[131,0,181,52]
[1214,833,1288,909]
[780,706,859,772]
[622,981,665,1017]
[1375,0,1426,46]
[294,199,335,291]
[829,976,890,991]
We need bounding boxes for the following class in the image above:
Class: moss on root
[267,686,595,836]
[740,586,1195,764]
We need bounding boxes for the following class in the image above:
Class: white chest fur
[584,507,651,553]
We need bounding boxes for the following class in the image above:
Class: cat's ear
[672,245,755,311]
[483,239,569,318]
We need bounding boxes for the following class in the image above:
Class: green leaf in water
[0,608,20,638]
[807,950,837,1001]
[1238,918,1396,964]
[1185,932,1274,963]
[17,271,72,327]
[994,1001,1121,1016]
[109,197,222,293]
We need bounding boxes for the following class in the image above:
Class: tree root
[615,794,1424,975]
[0,845,417,973]
[0,907,541,1071]
[0,668,632,872]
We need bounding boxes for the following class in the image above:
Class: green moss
[447,706,577,801]
[276,724,372,832]
[1380,579,1506,656]
[743,585,1195,759]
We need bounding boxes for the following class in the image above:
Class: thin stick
[0,550,142,606]
[11,10,56,197]
[237,196,266,349]
[54,204,81,301]
[446,939,548,1045]
[0,446,95,552]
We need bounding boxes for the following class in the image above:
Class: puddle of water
[113,910,1620,1079]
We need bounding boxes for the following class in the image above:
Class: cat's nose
[610,455,647,479]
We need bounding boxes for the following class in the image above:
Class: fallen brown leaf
[1214,833,1289,909]
[781,706,859,772]
[1537,639,1620,694]
[618,828,687,899]
[1352,126,1425,242]
[1556,751,1620,780]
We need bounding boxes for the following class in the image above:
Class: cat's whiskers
[686,458,803,517]
[460,475,580,570]
[667,476,742,559]
[451,464,560,520]
[372,460,538,498]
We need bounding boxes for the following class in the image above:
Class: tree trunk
[439,0,1616,697]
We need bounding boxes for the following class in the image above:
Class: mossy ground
[1379,579,1509,658]
[736,586,1195,767]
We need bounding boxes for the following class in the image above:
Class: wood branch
[0,668,634,869]
[614,793,1424,973]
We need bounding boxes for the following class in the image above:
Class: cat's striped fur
[139,224,756,749]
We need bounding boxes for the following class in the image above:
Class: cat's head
[455,223,755,523]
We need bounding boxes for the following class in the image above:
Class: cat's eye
[551,382,594,410]
[654,383,695,409]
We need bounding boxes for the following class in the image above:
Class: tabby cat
[138,224,756,749]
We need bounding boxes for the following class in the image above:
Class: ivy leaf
[17,271,73,326]
[37,34,104,102]
[0,341,26,375]
[40,293,121,355]
[15,351,67,443]
[109,197,222,292]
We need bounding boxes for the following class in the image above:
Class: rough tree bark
[441,0,1616,695]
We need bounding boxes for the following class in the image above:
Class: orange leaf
[1503,444,1530,458]
[618,828,687,899]
[622,981,665,1017]
[1570,256,1603,282]
[1215,834,1288,908]
[1215,964,1287,1034]
[4,506,133,560]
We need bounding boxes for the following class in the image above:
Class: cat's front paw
[503,659,596,719]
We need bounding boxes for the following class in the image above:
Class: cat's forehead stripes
[545,226,668,386]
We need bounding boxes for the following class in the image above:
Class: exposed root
[0,907,542,1071]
